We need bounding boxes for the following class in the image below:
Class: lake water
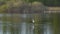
[0,14,53,34]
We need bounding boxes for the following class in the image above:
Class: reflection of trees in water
[2,13,57,34]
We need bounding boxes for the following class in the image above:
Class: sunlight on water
[21,22,26,34]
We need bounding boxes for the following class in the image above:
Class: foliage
[25,0,60,6]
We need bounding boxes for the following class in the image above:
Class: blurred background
[0,0,60,34]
